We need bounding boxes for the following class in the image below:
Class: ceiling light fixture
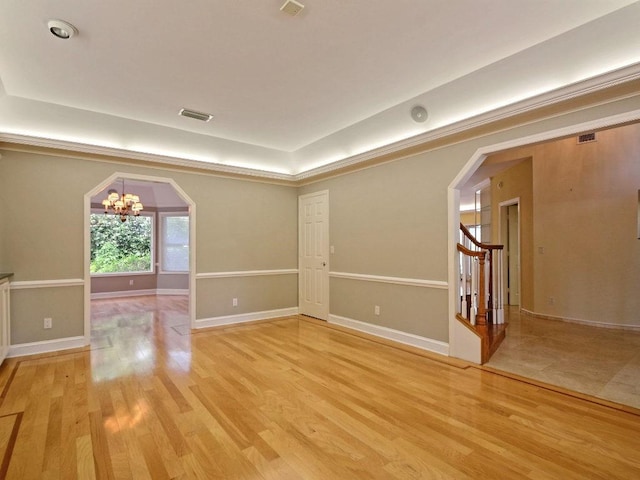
[411,105,428,123]
[47,19,78,39]
[280,0,305,16]
[101,179,144,222]
[179,108,213,122]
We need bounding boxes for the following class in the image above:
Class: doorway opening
[84,173,196,351]
[499,199,520,307]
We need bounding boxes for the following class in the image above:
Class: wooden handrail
[456,243,486,258]
[459,223,504,250]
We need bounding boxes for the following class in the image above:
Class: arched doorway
[83,172,196,345]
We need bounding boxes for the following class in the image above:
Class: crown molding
[2,61,640,184]
[293,62,640,182]
[0,133,293,182]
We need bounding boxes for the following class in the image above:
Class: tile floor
[487,307,640,409]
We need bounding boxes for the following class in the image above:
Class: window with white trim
[160,213,189,273]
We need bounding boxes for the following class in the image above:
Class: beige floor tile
[486,307,640,409]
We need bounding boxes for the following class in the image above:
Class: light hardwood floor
[0,296,638,479]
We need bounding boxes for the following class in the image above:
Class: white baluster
[461,252,468,319]
[470,257,477,325]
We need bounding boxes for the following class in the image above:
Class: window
[160,213,189,272]
[90,213,154,274]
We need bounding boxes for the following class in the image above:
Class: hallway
[486,307,640,409]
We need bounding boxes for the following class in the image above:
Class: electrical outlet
[232,298,238,307]
[44,317,52,329]
[374,305,380,316]
[129,279,134,286]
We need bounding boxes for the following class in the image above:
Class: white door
[299,191,329,320]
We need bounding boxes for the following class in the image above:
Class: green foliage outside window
[90,214,152,274]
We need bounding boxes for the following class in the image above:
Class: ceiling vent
[577,132,596,144]
[280,0,305,16]
[179,108,213,122]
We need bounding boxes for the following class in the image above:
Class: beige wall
[490,158,534,309]
[298,146,470,341]
[196,275,297,319]
[91,274,158,294]
[532,123,640,326]
[460,211,476,226]
[0,150,298,344]
[485,122,640,327]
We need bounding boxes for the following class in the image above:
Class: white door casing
[507,204,521,306]
[298,191,329,320]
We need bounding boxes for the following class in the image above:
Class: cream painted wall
[196,275,297,319]
[460,211,476,226]
[298,146,473,342]
[0,150,298,344]
[91,274,158,294]
[532,123,640,326]
[490,158,534,309]
[484,122,640,326]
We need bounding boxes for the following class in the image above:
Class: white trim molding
[196,269,298,279]
[157,289,190,296]
[329,271,448,289]
[195,307,299,329]
[10,278,85,290]
[8,336,87,358]
[521,309,640,332]
[329,314,449,356]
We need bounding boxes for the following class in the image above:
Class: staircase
[456,223,507,364]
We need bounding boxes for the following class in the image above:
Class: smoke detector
[411,105,428,123]
[280,0,305,16]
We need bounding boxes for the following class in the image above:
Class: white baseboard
[329,314,449,356]
[91,289,189,299]
[521,308,640,331]
[195,307,299,329]
[156,289,189,296]
[8,336,87,358]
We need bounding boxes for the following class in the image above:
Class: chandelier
[101,179,144,222]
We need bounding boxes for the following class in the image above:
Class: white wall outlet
[232,298,238,307]
[129,279,134,286]
[44,317,52,329]
[330,245,335,254]
[374,305,380,315]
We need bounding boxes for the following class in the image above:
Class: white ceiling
[1,1,640,177]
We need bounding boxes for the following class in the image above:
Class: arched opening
[83,173,196,347]
[447,108,640,364]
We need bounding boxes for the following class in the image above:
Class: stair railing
[457,223,504,326]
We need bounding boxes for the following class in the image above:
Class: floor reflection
[90,295,191,382]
